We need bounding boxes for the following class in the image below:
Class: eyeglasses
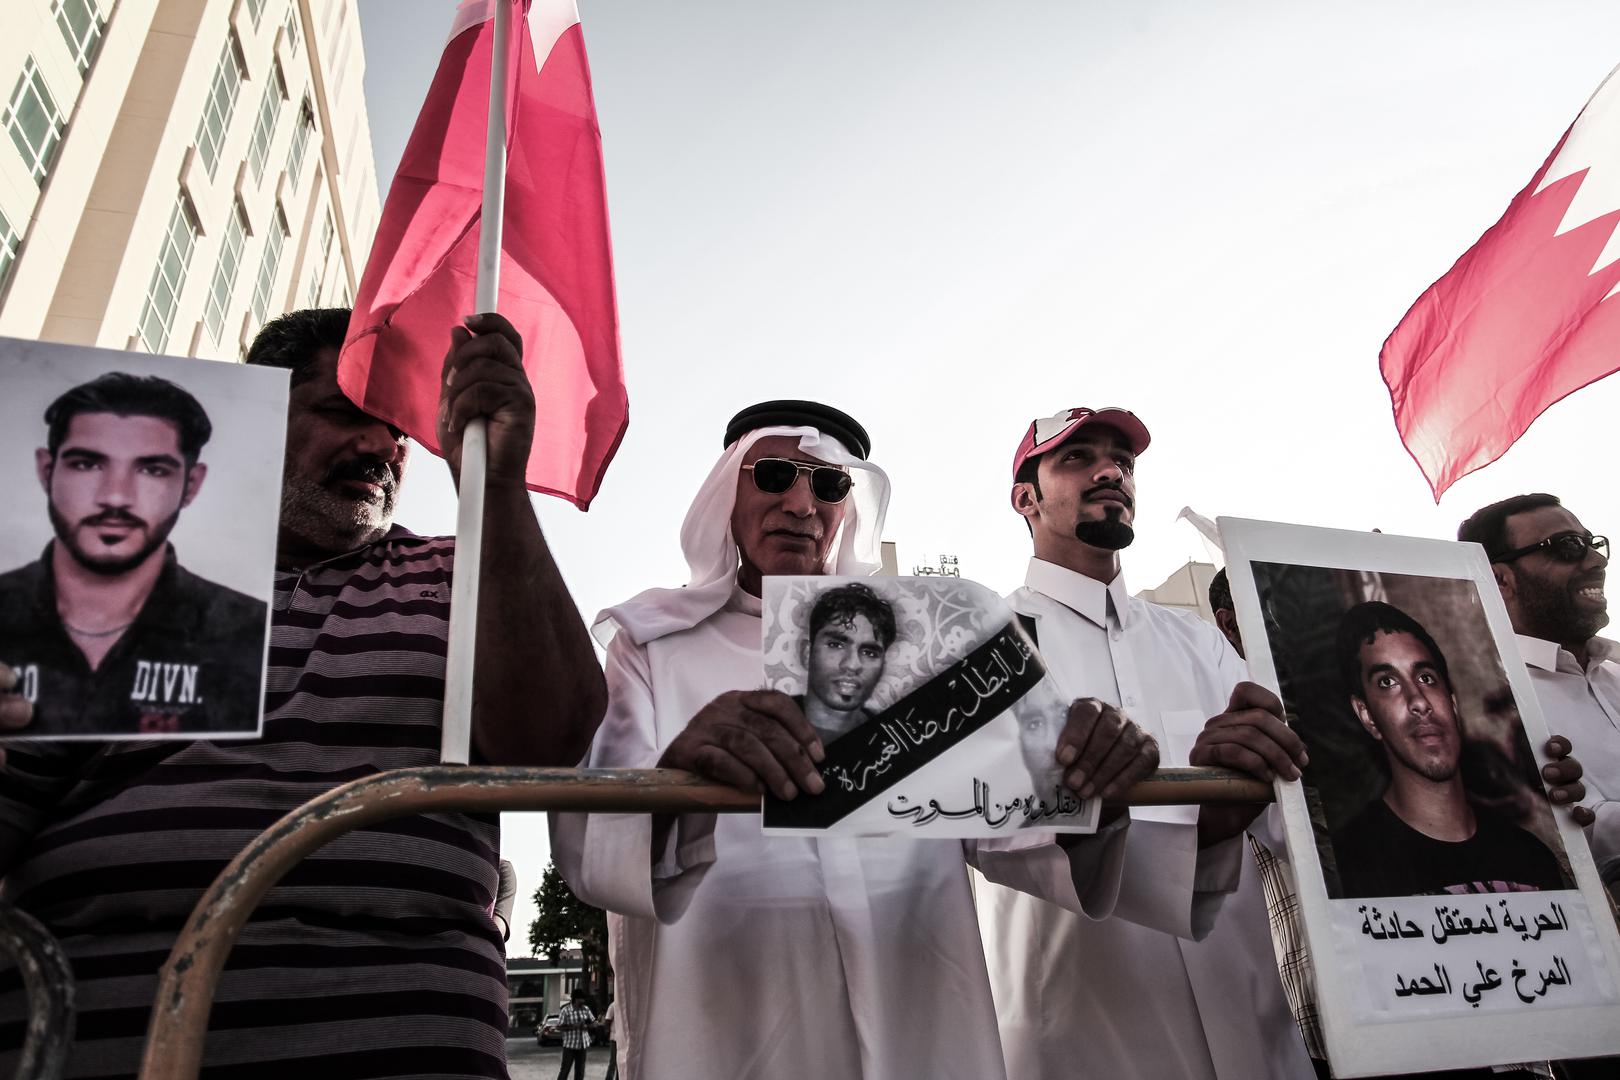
[1492,531,1609,564]
[742,458,853,504]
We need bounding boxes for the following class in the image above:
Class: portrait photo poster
[1222,517,1620,1076]
[0,336,288,741]
[760,574,1100,838]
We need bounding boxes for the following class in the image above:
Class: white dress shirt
[551,586,1130,1080]
[1518,634,1620,885]
[975,558,1314,1080]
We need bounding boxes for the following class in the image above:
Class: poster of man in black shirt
[1329,600,1567,898]
[1222,521,1619,1076]
[0,341,284,739]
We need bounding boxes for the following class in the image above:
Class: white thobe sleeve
[1110,631,1258,940]
[966,814,1132,916]
[549,635,719,924]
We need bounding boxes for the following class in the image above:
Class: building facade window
[284,98,313,187]
[306,207,334,304]
[4,59,67,186]
[202,200,249,342]
[137,194,199,353]
[53,0,106,76]
[250,205,287,324]
[283,6,301,55]
[247,63,285,183]
[245,0,267,29]
[195,37,246,178]
[0,208,19,290]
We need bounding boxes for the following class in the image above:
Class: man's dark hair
[1336,600,1451,701]
[45,372,213,465]
[1208,568,1233,615]
[245,307,352,386]
[809,583,897,649]
[1458,494,1562,560]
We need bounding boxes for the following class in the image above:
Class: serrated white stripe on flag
[1533,64,1620,292]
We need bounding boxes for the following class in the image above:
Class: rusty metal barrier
[136,765,1270,1080]
[0,904,75,1080]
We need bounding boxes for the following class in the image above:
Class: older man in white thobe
[979,406,1318,1080]
[551,399,1163,1080]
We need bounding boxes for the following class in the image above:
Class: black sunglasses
[742,457,853,504]
[1493,531,1609,565]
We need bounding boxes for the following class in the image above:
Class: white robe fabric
[1519,634,1620,886]
[975,558,1315,1080]
[552,586,1132,1080]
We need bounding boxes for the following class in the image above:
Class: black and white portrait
[761,574,1094,837]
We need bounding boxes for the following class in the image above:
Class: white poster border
[1220,516,1620,1077]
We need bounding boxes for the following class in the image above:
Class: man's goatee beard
[1075,518,1135,551]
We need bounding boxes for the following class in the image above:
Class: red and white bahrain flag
[1382,65,1620,500]
[341,0,625,508]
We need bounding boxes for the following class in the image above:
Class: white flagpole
[442,0,511,764]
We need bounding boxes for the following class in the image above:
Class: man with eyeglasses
[1461,495,1618,902]
[551,399,1162,1080]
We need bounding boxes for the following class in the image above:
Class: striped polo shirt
[0,528,510,1079]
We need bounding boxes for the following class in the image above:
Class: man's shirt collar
[1517,632,1620,674]
[1024,557,1131,629]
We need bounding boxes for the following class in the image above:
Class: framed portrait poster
[1222,517,1620,1076]
[760,574,1100,838]
[0,337,287,741]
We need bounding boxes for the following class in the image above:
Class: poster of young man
[0,337,286,740]
[1222,517,1620,1077]
[760,575,1099,837]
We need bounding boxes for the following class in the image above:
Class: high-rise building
[0,0,379,360]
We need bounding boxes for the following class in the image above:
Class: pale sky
[357,0,1620,951]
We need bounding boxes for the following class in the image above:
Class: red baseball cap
[1010,407,1151,484]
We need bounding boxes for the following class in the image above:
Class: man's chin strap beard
[1074,518,1135,551]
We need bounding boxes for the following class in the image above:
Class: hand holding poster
[0,337,284,740]
[1221,518,1620,1076]
[761,575,1099,837]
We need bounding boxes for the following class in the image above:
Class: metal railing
[0,765,1266,1080]
[0,905,74,1080]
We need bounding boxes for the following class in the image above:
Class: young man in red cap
[979,405,1320,1080]
[979,408,1592,1080]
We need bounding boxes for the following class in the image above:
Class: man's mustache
[79,509,148,530]
[1083,483,1134,509]
[325,457,397,492]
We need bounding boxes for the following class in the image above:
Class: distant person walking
[556,989,595,1080]
[601,999,619,1080]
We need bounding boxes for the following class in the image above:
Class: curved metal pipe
[138,765,1269,1079]
[0,904,76,1080]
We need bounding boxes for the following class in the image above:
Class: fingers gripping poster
[761,575,1100,838]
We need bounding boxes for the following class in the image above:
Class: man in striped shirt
[0,308,606,1078]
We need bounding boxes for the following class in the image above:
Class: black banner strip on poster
[765,620,1046,830]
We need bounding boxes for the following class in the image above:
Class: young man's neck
[802,695,864,739]
[51,540,165,627]
[1033,535,1120,586]
[1382,771,1475,843]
